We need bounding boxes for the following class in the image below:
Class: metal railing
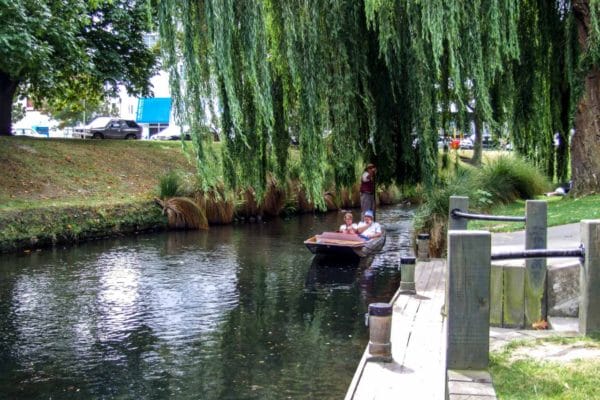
[490,246,585,260]
[451,209,526,222]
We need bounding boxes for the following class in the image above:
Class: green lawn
[491,336,600,400]
[468,194,600,232]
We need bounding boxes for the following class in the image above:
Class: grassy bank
[0,136,197,252]
[0,137,407,253]
[491,335,600,399]
[0,136,195,210]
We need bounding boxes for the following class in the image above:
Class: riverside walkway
[346,223,584,399]
[346,258,448,399]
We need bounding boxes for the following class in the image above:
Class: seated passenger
[356,210,382,239]
[339,212,358,234]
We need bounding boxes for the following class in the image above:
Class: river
[0,206,414,399]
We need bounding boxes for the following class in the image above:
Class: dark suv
[76,117,142,139]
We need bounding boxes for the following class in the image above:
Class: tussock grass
[414,155,550,256]
[158,170,183,198]
[157,197,208,230]
[473,156,550,204]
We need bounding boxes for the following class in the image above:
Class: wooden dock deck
[346,259,447,399]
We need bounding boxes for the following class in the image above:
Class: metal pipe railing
[490,247,585,261]
[451,209,526,222]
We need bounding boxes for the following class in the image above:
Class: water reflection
[0,205,414,399]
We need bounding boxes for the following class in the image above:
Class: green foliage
[490,336,600,400]
[158,170,182,199]
[155,1,600,206]
[473,155,551,205]
[0,0,158,133]
[0,202,167,253]
[469,193,600,232]
[11,101,25,123]
[413,155,548,254]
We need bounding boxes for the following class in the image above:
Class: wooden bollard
[399,256,416,294]
[449,196,469,230]
[524,200,548,326]
[580,220,600,335]
[417,233,430,261]
[446,230,491,369]
[367,302,393,362]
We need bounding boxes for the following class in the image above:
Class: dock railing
[446,220,599,373]
[449,196,548,325]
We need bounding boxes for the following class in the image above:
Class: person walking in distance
[360,163,376,219]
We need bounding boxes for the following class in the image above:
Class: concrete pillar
[399,256,416,294]
[368,303,393,362]
[580,220,600,335]
[446,230,491,370]
[524,200,547,326]
[449,196,469,230]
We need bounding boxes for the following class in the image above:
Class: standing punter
[360,163,377,219]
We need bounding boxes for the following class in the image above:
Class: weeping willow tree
[156,0,600,207]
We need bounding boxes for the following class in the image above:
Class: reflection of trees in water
[162,226,234,255]
[0,205,413,399]
[359,265,402,305]
[205,225,369,398]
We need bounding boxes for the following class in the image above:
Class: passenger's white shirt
[357,221,382,238]
[339,223,358,233]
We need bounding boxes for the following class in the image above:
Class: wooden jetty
[346,258,497,399]
[346,259,447,399]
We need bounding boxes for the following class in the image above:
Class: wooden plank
[447,381,496,396]
[348,260,449,399]
[503,265,525,328]
[447,369,497,400]
[490,264,503,326]
[447,370,492,383]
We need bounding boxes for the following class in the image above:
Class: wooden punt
[303,230,386,258]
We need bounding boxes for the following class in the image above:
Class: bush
[472,156,550,205]
[414,155,550,256]
[158,170,182,198]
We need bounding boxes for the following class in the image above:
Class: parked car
[75,117,142,139]
[151,125,191,141]
[459,138,474,149]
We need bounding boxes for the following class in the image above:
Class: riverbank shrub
[158,170,183,198]
[0,202,167,253]
[414,155,550,256]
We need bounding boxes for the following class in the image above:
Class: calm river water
[0,206,414,399]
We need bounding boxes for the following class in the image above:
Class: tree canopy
[158,1,600,202]
[0,0,158,134]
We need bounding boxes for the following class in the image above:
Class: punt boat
[303,230,386,258]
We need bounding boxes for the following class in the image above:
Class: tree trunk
[0,71,19,135]
[571,0,600,194]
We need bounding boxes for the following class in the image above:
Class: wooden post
[524,200,547,326]
[503,265,525,328]
[446,230,491,370]
[445,197,470,317]
[368,303,393,362]
[399,256,416,294]
[449,196,469,230]
[417,233,430,261]
[580,220,600,335]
